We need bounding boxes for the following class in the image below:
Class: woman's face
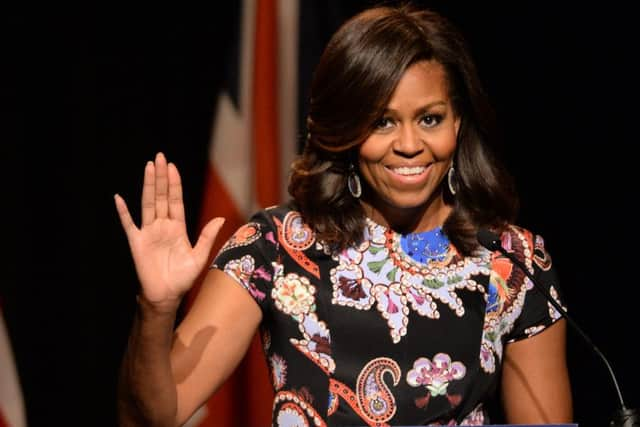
[358,60,460,229]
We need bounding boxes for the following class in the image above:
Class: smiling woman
[115,3,573,426]
[290,6,518,257]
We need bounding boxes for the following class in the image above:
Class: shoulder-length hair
[288,4,518,255]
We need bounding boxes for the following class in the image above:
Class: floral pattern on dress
[270,353,288,391]
[275,214,320,279]
[281,211,316,250]
[480,226,535,373]
[211,206,566,426]
[330,219,489,343]
[262,329,271,352]
[487,256,515,315]
[331,263,374,310]
[356,357,401,424]
[524,325,546,336]
[290,313,335,374]
[219,222,262,252]
[274,390,326,427]
[458,405,486,425]
[269,261,336,374]
[533,234,552,271]
[222,255,266,301]
[272,264,316,318]
[330,357,401,425]
[406,353,466,410]
[548,285,565,320]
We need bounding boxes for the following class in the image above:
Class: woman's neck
[359,194,452,234]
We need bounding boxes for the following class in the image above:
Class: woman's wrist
[136,294,182,317]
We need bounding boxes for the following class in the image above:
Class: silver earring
[347,166,362,198]
[447,166,456,195]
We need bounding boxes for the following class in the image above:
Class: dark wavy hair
[288,4,518,255]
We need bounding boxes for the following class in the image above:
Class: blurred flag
[183,0,298,425]
[0,303,26,427]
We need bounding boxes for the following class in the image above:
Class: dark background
[4,2,638,426]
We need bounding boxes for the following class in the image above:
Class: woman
[115,4,572,426]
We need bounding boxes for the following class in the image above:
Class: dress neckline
[364,217,451,265]
[399,227,450,264]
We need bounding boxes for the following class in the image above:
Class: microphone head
[476,228,502,251]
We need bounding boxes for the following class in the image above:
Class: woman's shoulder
[249,201,306,224]
[497,224,553,271]
[246,202,317,239]
[238,202,324,257]
[216,203,304,259]
[501,224,535,245]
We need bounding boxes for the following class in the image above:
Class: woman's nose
[394,125,423,157]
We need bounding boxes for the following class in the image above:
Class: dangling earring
[447,165,456,195]
[347,165,362,198]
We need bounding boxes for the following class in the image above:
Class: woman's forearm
[117,297,181,427]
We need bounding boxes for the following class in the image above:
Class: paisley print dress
[212,204,565,426]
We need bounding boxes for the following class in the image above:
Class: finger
[114,194,139,239]
[141,161,155,226]
[155,152,169,218]
[193,217,226,266]
[167,162,185,222]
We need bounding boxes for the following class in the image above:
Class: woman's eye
[374,117,394,130]
[420,114,442,128]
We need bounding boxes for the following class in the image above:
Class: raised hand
[114,152,225,310]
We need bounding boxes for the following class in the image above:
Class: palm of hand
[115,153,225,308]
[130,218,200,303]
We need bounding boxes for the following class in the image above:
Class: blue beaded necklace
[400,226,450,264]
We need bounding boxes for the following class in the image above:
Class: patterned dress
[212,204,565,426]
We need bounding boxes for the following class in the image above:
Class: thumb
[193,217,226,265]
[114,194,139,241]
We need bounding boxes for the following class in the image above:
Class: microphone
[477,228,639,427]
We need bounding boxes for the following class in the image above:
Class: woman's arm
[171,269,262,425]
[117,296,181,427]
[114,153,261,426]
[501,319,573,423]
[117,270,262,427]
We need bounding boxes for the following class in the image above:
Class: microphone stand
[478,230,639,427]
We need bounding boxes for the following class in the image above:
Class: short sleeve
[210,210,279,314]
[506,232,567,343]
